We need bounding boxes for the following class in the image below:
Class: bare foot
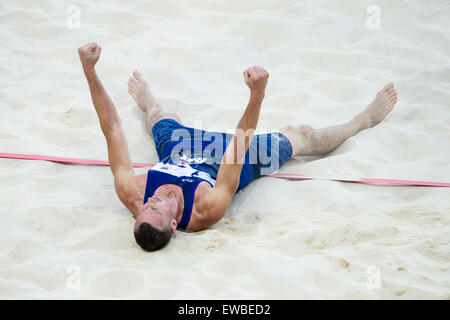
[128,71,157,112]
[356,83,398,129]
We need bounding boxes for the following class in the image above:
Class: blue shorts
[152,119,293,193]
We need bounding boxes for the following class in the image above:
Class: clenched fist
[243,66,269,97]
[78,42,101,71]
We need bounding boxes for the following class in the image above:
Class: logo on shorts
[179,154,207,164]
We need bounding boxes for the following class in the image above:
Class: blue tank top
[143,162,216,230]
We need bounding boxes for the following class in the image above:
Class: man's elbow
[216,172,240,196]
[225,176,241,196]
[100,116,122,135]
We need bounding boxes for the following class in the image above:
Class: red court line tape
[266,172,450,187]
[0,152,153,168]
[1,152,449,187]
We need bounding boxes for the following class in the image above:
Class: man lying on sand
[78,42,398,252]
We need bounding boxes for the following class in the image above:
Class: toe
[133,70,143,81]
[384,82,394,91]
[128,80,136,93]
[128,77,137,87]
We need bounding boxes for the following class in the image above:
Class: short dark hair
[134,222,172,252]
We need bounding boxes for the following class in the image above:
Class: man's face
[135,195,174,231]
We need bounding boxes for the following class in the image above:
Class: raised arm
[200,66,269,227]
[78,42,140,214]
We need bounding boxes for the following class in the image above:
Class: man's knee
[300,124,319,147]
[299,124,313,137]
[280,124,317,157]
[145,103,182,136]
[282,124,314,137]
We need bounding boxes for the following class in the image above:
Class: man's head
[134,194,178,252]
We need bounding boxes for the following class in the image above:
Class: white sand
[0,0,449,299]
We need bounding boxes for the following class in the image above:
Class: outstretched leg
[128,71,182,136]
[281,83,398,157]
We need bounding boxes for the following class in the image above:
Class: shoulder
[189,182,232,231]
[114,169,147,216]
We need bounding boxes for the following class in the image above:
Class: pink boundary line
[1,152,449,187]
